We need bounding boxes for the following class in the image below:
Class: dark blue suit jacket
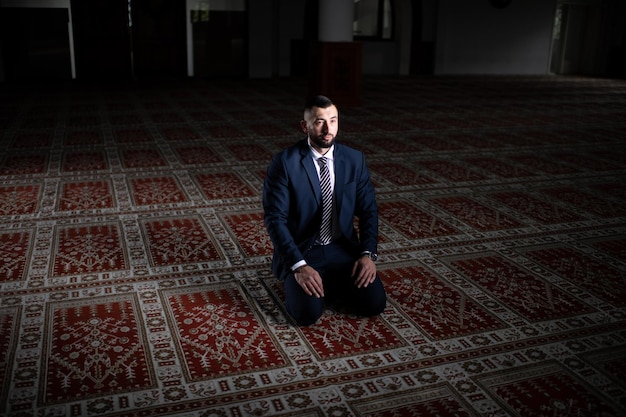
[263,138,379,281]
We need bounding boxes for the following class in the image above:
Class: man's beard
[311,134,335,149]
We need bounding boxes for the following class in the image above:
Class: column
[310,0,362,107]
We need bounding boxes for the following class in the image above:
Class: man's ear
[299,120,308,133]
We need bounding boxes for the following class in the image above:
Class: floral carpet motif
[223,212,274,257]
[521,245,626,307]
[431,196,524,231]
[476,362,625,417]
[447,253,594,322]
[62,150,108,172]
[129,176,188,206]
[141,217,222,267]
[42,296,155,405]
[0,76,625,416]
[0,185,40,215]
[381,265,505,340]
[58,181,114,211]
[0,230,31,282]
[378,200,459,239]
[52,223,128,277]
[163,284,287,381]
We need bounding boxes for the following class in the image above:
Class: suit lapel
[300,142,322,205]
[299,140,344,209]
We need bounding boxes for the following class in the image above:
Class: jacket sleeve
[262,151,315,275]
[353,152,379,254]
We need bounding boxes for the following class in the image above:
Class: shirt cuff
[291,260,307,272]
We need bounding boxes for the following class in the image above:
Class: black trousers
[283,241,387,326]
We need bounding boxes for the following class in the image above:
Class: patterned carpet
[1,75,625,417]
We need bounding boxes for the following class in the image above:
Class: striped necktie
[317,157,333,244]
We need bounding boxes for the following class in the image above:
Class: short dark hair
[304,95,333,110]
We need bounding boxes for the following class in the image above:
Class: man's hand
[352,256,376,288]
[294,265,325,298]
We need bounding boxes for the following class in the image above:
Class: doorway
[70,0,132,80]
[188,0,248,78]
[550,0,604,76]
[71,0,188,81]
[131,0,187,79]
[1,0,248,82]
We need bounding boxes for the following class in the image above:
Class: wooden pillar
[309,0,361,107]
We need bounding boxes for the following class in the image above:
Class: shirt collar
[307,137,334,161]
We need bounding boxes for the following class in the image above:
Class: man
[262,95,386,326]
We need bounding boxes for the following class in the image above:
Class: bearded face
[301,105,339,152]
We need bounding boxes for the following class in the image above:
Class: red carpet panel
[1,76,625,416]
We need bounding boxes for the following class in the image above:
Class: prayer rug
[1,75,625,417]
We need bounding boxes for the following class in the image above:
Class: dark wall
[70,0,187,81]
[0,7,72,81]
[71,0,132,80]
[1,0,624,82]
[131,0,187,79]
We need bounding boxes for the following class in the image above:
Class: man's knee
[366,295,387,316]
[356,282,387,317]
[286,302,323,326]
